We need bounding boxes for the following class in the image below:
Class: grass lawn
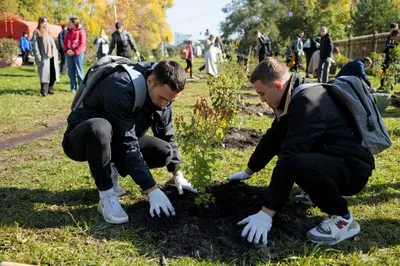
[0,60,399,265]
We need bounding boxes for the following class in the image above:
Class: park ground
[0,59,399,265]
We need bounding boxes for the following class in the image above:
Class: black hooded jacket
[66,62,181,191]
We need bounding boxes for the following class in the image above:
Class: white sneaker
[110,163,126,197]
[306,212,360,245]
[97,192,129,224]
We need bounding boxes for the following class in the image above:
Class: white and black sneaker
[292,193,314,206]
[98,190,129,224]
[110,162,126,197]
[306,212,360,245]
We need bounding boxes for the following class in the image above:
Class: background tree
[220,0,286,55]
[351,0,399,36]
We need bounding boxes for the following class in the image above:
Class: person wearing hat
[19,32,32,65]
[109,22,140,60]
[199,34,215,72]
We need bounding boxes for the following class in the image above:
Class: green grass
[0,64,399,265]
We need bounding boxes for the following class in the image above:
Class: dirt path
[0,121,66,150]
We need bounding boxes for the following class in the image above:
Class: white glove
[238,211,272,245]
[136,51,140,58]
[227,171,253,181]
[173,172,198,195]
[148,188,176,217]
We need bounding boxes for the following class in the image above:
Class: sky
[166,0,232,41]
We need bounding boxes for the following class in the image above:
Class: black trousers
[293,53,301,71]
[185,59,193,77]
[62,118,173,191]
[264,153,371,216]
[258,52,266,63]
[41,58,56,96]
[60,52,67,75]
[22,51,29,65]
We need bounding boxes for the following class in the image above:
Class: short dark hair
[391,29,400,37]
[250,57,288,85]
[152,61,186,92]
[362,57,372,65]
[390,22,398,29]
[116,22,123,29]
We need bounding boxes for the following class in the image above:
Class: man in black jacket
[228,58,374,246]
[317,26,333,83]
[380,22,398,88]
[57,25,68,75]
[255,30,272,63]
[109,22,140,60]
[62,60,196,224]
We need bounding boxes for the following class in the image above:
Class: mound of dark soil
[128,181,320,262]
[221,128,264,149]
[241,103,274,117]
[390,95,400,108]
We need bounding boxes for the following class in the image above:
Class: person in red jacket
[63,16,86,93]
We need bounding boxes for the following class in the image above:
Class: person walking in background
[380,22,398,89]
[185,40,194,79]
[94,29,109,60]
[32,16,59,97]
[199,34,214,72]
[303,36,320,78]
[291,30,304,72]
[317,26,333,83]
[58,24,68,75]
[109,22,139,60]
[63,16,86,93]
[19,32,32,65]
[255,30,272,63]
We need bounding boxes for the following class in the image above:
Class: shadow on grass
[0,88,39,96]
[0,73,36,78]
[349,182,400,206]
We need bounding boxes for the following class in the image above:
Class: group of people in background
[19,18,140,97]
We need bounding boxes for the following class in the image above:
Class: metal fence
[333,32,390,59]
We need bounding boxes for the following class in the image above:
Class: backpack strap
[120,64,147,112]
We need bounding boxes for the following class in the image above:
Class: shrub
[165,44,177,58]
[367,52,384,77]
[175,96,226,206]
[334,54,349,69]
[380,45,400,93]
[0,38,20,65]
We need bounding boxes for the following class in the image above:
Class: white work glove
[173,172,198,195]
[148,188,176,217]
[238,211,272,245]
[227,171,253,182]
[136,51,141,58]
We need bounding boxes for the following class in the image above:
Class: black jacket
[66,62,181,191]
[320,33,333,59]
[258,34,272,56]
[247,75,375,174]
[109,30,138,58]
[304,36,320,56]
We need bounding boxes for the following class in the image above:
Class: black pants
[264,153,370,216]
[185,59,193,77]
[259,52,266,63]
[62,118,173,191]
[60,52,67,75]
[305,51,314,77]
[199,64,205,72]
[22,51,29,65]
[41,58,56,96]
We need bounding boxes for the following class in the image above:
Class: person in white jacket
[94,29,110,60]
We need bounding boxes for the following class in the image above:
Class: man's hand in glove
[173,171,198,195]
[148,187,176,217]
[238,210,273,245]
[227,168,254,181]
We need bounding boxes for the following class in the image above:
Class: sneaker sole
[307,224,360,245]
[97,205,129,224]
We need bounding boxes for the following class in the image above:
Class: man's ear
[147,75,154,87]
[274,81,283,90]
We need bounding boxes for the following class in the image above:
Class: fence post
[347,34,352,59]
[373,31,378,53]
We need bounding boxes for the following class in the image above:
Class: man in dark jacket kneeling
[228,58,374,246]
[62,60,196,224]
